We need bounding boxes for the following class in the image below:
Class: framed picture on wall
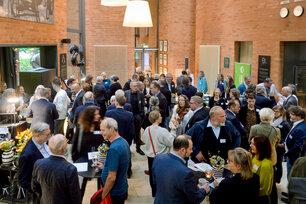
[163,54,167,66]
[224,57,230,68]
[164,40,168,52]
[159,41,163,52]
[159,54,163,65]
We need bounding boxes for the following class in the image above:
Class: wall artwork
[224,57,230,68]
[0,0,54,24]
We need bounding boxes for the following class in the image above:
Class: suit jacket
[125,90,145,116]
[185,107,209,132]
[283,95,298,112]
[182,85,197,100]
[160,87,172,107]
[28,98,59,133]
[107,103,132,112]
[156,92,168,122]
[108,82,122,100]
[225,109,246,147]
[285,121,306,165]
[73,100,97,124]
[255,94,274,109]
[152,153,206,204]
[105,108,135,145]
[18,139,44,190]
[93,83,107,101]
[32,156,81,204]
[69,90,85,121]
[166,81,176,94]
[210,173,259,204]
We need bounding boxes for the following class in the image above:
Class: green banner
[234,63,251,88]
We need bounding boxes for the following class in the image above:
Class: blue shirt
[197,77,208,94]
[101,137,130,196]
[32,137,51,158]
[102,79,111,93]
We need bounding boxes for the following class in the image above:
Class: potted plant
[0,140,15,166]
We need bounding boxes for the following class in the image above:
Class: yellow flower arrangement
[15,129,32,156]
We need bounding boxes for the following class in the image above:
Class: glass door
[293,65,306,107]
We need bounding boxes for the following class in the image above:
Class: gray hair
[115,89,124,97]
[83,91,94,103]
[31,122,50,136]
[259,108,274,122]
[154,73,160,79]
[283,86,292,94]
[149,96,159,106]
[209,106,223,117]
[34,85,44,96]
[40,88,49,98]
[3,88,15,98]
[191,96,203,105]
[244,75,252,80]
[49,134,66,155]
[256,86,265,94]
[96,76,103,83]
[103,117,118,132]
[110,95,116,103]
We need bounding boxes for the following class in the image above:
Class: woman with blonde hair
[210,147,260,204]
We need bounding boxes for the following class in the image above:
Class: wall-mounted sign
[234,63,251,88]
[258,55,271,84]
[224,57,230,68]
[60,54,67,79]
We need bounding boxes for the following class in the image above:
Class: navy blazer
[152,153,206,204]
[225,109,247,141]
[105,108,135,145]
[255,94,274,109]
[160,87,172,107]
[285,121,306,165]
[32,156,81,204]
[28,98,59,133]
[107,103,132,112]
[166,81,176,94]
[185,107,209,132]
[73,100,97,124]
[182,85,197,100]
[18,139,44,190]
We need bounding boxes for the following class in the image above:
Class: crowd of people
[0,68,305,204]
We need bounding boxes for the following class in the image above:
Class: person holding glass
[250,135,274,204]
[209,148,260,204]
[271,105,290,183]
[142,110,176,197]
[71,106,103,162]
[169,94,193,135]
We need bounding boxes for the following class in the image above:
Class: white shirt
[207,120,221,139]
[53,89,71,119]
[189,73,195,86]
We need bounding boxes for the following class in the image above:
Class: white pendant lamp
[101,0,129,6]
[123,0,153,27]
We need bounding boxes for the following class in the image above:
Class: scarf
[176,108,189,124]
[270,116,283,127]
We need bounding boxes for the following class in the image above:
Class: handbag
[90,188,112,204]
[148,127,156,156]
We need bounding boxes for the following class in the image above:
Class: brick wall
[85,0,135,82]
[195,0,306,91]
[0,0,67,74]
[159,0,196,81]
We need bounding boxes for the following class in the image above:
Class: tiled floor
[81,144,288,204]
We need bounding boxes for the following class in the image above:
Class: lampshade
[101,0,129,6]
[123,1,153,27]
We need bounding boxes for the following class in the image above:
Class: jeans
[287,159,293,178]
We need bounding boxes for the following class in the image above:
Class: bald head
[83,91,94,103]
[49,134,67,155]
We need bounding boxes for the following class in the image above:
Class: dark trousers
[54,119,65,135]
[133,114,142,149]
[270,166,278,204]
[148,156,156,197]
[111,191,128,204]
[275,146,285,183]
[258,195,271,204]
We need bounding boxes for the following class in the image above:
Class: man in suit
[69,83,85,122]
[123,73,139,91]
[166,73,176,108]
[32,134,81,204]
[255,86,275,110]
[18,123,51,199]
[106,95,135,178]
[185,96,209,132]
[159,79,172,128]
[94,76,108,117]
[225,99,246,148]
[238,75,252,95]
[108,89,132,112]
[27,88,59,134]
[257,78,280,98]
[152,135,210,204]
[285,106,306,177]
[176,71,188,95]
[73,91,98,124]
[125,81,145,155]
[281,86,298,122]
[150,81,168,127]
[65,78,76,101]
[186,106,240,162]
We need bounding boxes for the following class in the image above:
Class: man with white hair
[18,122,51,196]
[32,134,81,204]
[255,86,275,109]
[94,76,107,117]
[73,91,98,124]
[186,106,240,162]
[107,89,132,112]
[97,118,130,203]
[281,86,298,118]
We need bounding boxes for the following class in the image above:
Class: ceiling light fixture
[123,0,153,27]
[101,0,129,7]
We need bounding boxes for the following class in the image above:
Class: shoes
[144,170,149,175]
[282,192,288,197]
[136,148,145,156]
[140,140,145,145]
[281,198,288,203]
